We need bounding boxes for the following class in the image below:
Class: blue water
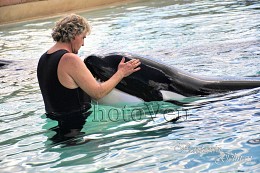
[0,0,260,172]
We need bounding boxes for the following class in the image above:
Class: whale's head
[84,53,134,82]
[83,53,171,102]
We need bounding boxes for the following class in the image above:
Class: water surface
[0,0,259,172]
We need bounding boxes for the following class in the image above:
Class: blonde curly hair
[51,14,91,43]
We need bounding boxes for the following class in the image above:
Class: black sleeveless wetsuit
[37,49,91,128]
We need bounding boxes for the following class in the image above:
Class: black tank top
[37,49,91,114]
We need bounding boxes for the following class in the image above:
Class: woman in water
[37,14,140,140]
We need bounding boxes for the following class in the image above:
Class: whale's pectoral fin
[167,116,180,122]
[164,100,190,107]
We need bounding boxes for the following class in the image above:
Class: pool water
[0,0,259,172]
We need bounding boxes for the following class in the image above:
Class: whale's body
[84,53,260,105]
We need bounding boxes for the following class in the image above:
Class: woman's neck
[48,42,72,54]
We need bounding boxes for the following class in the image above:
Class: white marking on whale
[96,88,187,105]
[160,90,187,101]
[96,88,143,105]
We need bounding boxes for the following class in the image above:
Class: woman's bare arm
[58,53,141,100]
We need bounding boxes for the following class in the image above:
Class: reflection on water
[48,125,89,147]
[0,0,259,172]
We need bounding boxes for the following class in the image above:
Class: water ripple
[0,0,259,172]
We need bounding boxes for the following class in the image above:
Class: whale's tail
[205,78,260,92]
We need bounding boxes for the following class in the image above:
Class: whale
[84,53,260,105]
[0,60,11,68]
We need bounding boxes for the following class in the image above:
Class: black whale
[84,53,260,103]
[0,60,11,68]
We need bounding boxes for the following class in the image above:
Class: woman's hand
[117,57,141,77]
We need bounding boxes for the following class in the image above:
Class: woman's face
[71,31,87,54]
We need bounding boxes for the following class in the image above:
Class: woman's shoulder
[60,53,83,68]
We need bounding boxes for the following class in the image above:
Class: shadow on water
[44,87,259,148]
[0,60,12,68]
[41,113,186,170]
[44,111,93,147]
[48,125,91,147]
[43,102,186,148]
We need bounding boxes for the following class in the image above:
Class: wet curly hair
[51,14,91,43]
